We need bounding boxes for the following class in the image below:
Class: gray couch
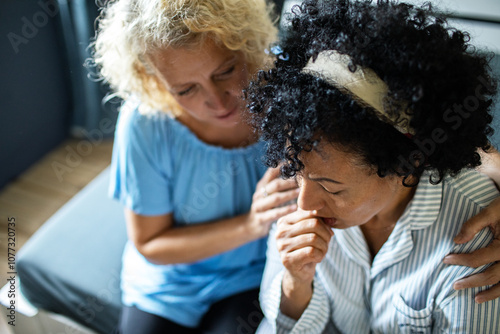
[17,168,126,334]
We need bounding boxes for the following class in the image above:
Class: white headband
[302,50,415,136]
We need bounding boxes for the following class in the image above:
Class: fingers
[254,168,279,200]
[474,284,500,304]
[254,178,297,201]
[276,211,333,282]
[448,197,500,303]
[248,176,299,236]
[278,216,332,267]
[255,168,297,200]
[445,228,500,304]
[282,246,326,272]
[455,197,500,244]
[278,210,334,243]
[256,167,282,189]
[277,209,321,227]
[452,262,500,303]
[453,262,500,290]
[257,202,298,225]
[252,168,299,215]
[279,233,330,257]
[254,187,300,212]
[444,240,500,268]
[446,251,500,304]
[266,177,298,194]
[276,211,334,260]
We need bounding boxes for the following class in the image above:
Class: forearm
[140,213,259,264]
[281,271,314,320]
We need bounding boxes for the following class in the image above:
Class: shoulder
[114,98,180,146]
[117,99,171,132]
[443,169,499,209]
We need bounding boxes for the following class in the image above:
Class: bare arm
[127,167,299,265]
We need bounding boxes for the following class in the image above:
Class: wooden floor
[0,138,114,284]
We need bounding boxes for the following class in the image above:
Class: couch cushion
[18,167,126,334]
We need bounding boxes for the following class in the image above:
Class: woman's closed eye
[319,183,342,195]
[215,66,235,79]
[177,85,195,96]
[176,66,235,96]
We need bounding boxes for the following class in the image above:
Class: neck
[177,114,257,149]
[361,182,416,258]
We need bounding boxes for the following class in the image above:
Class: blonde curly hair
[93,0,278,114]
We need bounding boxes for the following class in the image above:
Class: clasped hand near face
[275,209,334,319]
[277,209,334,283]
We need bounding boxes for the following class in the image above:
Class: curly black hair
[246,0,497,185]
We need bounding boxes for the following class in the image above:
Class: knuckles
[306,218,323,230]
[307,233,319,244]
[482,269,500,285]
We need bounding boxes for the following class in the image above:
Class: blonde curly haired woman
[93,0,298,333]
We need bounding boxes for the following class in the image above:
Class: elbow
[133,239,168,265]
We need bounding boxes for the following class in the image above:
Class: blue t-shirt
[109,100,268,327]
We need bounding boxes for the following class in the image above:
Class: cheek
[175,98,205,118]
[340,200,372,219]
[232,68,249,92]
[353,183,395,215]
[336,190,384,221]
[240,68,249,84]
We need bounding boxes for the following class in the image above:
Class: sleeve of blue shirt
[109,102,174,216]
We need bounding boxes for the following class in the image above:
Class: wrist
[241,212,268,240]
[282,270,314,297]
[238,213,265,242]
[280,270,314,320]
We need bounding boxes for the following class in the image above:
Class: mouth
[322,217,337,228]
[217,107,238,120]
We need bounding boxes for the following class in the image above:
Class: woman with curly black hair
[247,0,500,332]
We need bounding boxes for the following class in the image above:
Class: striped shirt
[259,170,500,334]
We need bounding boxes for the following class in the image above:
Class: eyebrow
[307,175,343,185]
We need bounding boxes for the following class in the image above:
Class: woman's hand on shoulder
[444,197,500,303]
[245,167,299,238]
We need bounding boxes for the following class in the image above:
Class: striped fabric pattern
[259,170,499,334]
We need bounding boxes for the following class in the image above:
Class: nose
[204,83,229,111]
[297,180,325,212]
